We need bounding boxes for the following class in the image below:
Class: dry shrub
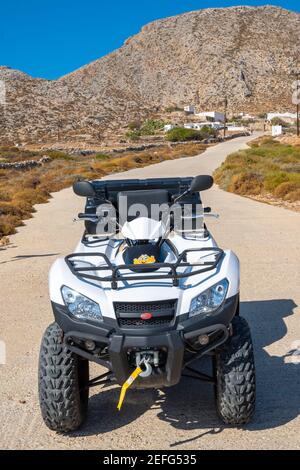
[274,182,299,198]
[249,136,276,148]
[0,214,23,236]
[100,157,132,173]
[74,172,95,181]
[264,172,290,191]
[214,139,300,204]
[45,150,74,161]
[40,180,65,193]
[0,236,10,246]
[52,167,74,177]
[281,163,300,173]
[21,175,41,189]
[228,172,263,195]
[13,188,49,205]
[0,202,26,217]
[94,153,110,160]
[90,162,110,173]
[0,189,11,201]
[284,189,300,202]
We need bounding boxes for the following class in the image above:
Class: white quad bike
[38,175,256,432]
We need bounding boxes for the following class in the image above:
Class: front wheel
[214,316,256,425]
[38,322,89,432]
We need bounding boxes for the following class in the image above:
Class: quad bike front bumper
[51,294,238,388]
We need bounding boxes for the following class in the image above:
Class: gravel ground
[1,133,300,450]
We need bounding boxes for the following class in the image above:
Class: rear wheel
[38,322,89,432]
[214,316,255,425]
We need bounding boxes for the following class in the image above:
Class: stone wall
[0,156,51,170]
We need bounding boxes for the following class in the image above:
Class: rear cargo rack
[65,247,223,289]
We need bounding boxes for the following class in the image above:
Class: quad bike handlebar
[74,213,102,222]
[74,207,219,223]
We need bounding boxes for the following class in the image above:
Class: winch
[135,350,159,377]
[117,355,153,410]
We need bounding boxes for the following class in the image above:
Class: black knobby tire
[38,322,89,432]
[214,316,256,425]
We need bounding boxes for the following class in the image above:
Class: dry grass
[0,142,206,238]
[277,135,300,147]
[214,137,300,209]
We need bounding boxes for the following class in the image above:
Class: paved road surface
[1,134,300,449]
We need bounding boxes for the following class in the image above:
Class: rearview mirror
[190,175,213,193]
[73,181,96,197]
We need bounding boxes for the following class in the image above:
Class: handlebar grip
[78,213,98,220]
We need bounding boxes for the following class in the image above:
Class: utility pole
[57,119,62,142]
[223,96,228,140]
[296,71,299,137]
[292,66,300,137]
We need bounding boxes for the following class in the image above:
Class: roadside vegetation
[125,119,218,143]
[165,126,216,142]
[0,142,207,240]
[126,119,165,140]
[213,137,300,208]
[271,117,290,127]
[164,106,182,113]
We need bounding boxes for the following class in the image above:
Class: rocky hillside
[1,5,300,146]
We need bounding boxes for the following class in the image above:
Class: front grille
[114,300,177,328]
[114,300,176,315]
[119,317,173,327]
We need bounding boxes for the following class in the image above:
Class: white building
[184,105,195,114]
[195,111,225,122]
[164,124,177,132]
[184,123,196,129]
[227,125,249,133]
[209,121,224,130]
[272,125,283,136]
[241,114,255,121]
[184,122,206,130]
[184,122,222,131]
[238,113,256,120]
[267,112,297,123]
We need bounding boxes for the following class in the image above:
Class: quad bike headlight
[61,286,103,322]
[189,278,229,318]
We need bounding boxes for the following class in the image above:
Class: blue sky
[1,1,299,79]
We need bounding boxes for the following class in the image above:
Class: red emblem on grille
[140,312,152,320]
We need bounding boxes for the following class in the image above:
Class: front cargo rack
[65,247,224,289]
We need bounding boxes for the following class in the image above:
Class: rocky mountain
[1,5,300,146]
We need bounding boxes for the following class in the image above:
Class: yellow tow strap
[117,365,143,410]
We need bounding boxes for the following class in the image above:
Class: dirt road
[1,134,300,449]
